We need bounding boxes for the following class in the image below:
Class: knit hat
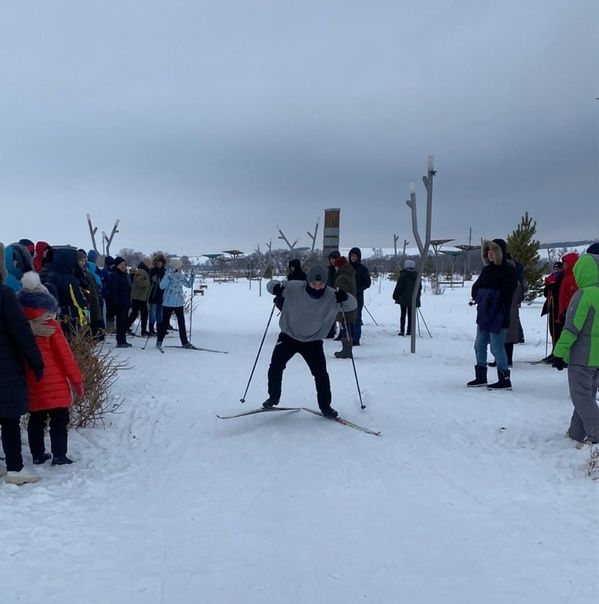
[113,256,127,268]
[170,258,183,270]
[587,242,599,254]
[552,261,563,270]
[404,259,416,269]
[105,255,115,267]
[306,265,326,283]
[328,250,341,260]
[87,250,99,263]
[21,271,50,294]
[334,256,347,267]
[18,271,58,313]
[288,259,301,271]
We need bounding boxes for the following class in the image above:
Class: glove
[552,357,565,371]
[73,382,84,398]
[335,290,348,303]
[272,283,284,296]
[34,367,44,381]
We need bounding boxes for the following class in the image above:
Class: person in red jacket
[17,272,84,466]
[557,252,580,324]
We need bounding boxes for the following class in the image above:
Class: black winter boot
[487,369,512,390]
[467,365,488,387]
[334,338,353,359]
[320,406,338,419]
[262,397,280,409]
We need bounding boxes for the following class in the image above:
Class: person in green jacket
[552,248,599,444]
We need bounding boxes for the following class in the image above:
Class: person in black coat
[348,247,371,345]
[392,259,422,336]
[467,238,517,389]
[0,272,45,484]
[287,259,307,281]
[148,253,167,336]
[41,246,88,338]
[105,257,132,347]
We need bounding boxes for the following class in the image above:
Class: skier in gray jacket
[263,265,357,418]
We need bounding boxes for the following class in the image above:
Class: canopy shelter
[222,250,244,259]
[429,238,454,280]
[455,244,481,279]
[439,250,464,287]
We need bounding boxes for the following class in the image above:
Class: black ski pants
[268,333,331,409]
[127,300,149,333]
[157,306,189,346]
[400,305,413,335]
[0,418,23,472]
[115,307,129,345]
[28,408,70,459]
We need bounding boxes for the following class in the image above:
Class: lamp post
[406,156,436,353]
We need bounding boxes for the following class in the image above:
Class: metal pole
[340,308,366,410]
[417,307,432,338]
[240,303,276,403]
[363,304,379,327]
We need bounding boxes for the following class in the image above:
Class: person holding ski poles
[155,258,194,350]
[263,265,357,418]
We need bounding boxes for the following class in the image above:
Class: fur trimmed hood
[152,252,167,267]
[481,239,507,266]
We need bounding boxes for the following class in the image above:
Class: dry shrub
[68,327,130,428]
[588,446,599,480]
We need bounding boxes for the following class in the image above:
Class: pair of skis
[156,344,228,354]
[216,405,381,436]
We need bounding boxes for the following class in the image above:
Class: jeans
[474,327,508,371]
[149,304,163,330]
[353,304,364,343]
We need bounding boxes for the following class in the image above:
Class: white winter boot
[5,468,41,485]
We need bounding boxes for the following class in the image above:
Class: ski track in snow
[1,279,597,604]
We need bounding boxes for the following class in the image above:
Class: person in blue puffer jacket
[467,239,517,390]
[155,258,194,349]
[3,243,34,292]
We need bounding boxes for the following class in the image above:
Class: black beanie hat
[586,242,599,254]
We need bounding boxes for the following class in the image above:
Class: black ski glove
[552,357,565,371]
[335,290,348,303]
[272,283,284,296]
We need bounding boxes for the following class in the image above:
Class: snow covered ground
[1,277,597,604]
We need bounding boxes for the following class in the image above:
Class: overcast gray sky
[1,0,597,256]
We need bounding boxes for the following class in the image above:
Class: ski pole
[363,304,379,327]
[188,272,194,345]
[417,307,432,338]
[240,302,276,403]
[141,328,152,350]
[340,307,366,410]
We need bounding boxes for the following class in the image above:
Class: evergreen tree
[506,212,544,302]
